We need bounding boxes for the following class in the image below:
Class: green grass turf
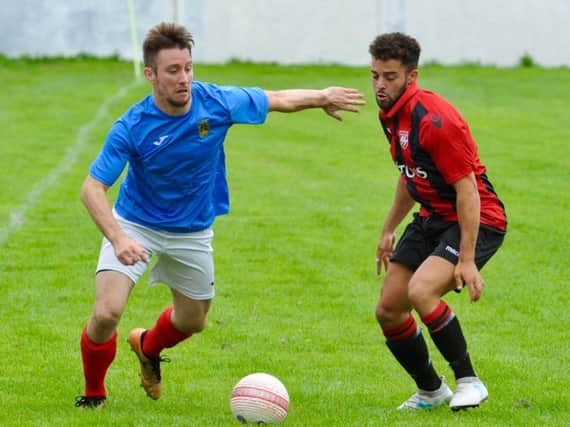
[0,57,569,426]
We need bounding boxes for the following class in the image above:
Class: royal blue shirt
[89,81,269,232]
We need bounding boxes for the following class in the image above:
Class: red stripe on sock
[382,314,418,341]
[80,328,117,397]
[142,307,192,357]
[421,300,454,332]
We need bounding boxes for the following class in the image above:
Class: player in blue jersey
[75,22,366,409]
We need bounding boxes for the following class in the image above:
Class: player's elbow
[80,177,92,206]
[266,90,287,112]
[80,176,107,206]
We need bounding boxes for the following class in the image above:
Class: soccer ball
[230,373,290,424]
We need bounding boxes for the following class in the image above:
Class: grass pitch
[0,57,569,426]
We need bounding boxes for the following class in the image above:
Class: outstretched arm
[265,87,366,121]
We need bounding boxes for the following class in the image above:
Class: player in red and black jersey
[369,32,507,411]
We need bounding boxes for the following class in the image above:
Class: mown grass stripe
[0,80,140,247]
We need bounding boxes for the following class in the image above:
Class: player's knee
[174,315,207,334]
[375,301,399,327]
[91,307,122,331]
[188,318,207,334]
[407,278,433,308]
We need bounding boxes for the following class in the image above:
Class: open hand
[322,87,366,121]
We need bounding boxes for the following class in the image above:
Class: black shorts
[391,213,505,272]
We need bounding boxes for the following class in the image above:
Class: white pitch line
[0,81,141,248]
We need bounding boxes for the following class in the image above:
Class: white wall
[2,0,569,67]
[408,1,570,67]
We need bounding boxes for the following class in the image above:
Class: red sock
[80,328,117,397]
[142,307,192,357]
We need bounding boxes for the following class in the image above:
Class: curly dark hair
[368,32,421,71]
[143,22,194,68]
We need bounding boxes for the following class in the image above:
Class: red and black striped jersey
[379,81,507,232]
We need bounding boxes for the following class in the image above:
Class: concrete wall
[2,0,569,67]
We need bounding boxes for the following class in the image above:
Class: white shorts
[96,213,215,300]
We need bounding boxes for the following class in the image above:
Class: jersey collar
[380,80,420,120]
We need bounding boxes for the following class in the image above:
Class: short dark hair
[143,22,194,68]
[368,32,421,71]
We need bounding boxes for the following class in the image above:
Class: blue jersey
[89,81,269,232]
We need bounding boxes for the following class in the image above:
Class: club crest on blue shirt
[198,119,209,138]
[398,130,409,149]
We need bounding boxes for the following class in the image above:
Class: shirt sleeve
[217,86,269,124]
[88,120,132,187]
[421,112,477,184]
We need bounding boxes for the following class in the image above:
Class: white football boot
[450,377,489,411]
[397,378,453,410]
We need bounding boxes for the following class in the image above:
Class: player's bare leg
[377,262,452,410]
[77,271,133,408]
[169,288,211,335]
[88,271,133,341]
[409,256,488,410]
